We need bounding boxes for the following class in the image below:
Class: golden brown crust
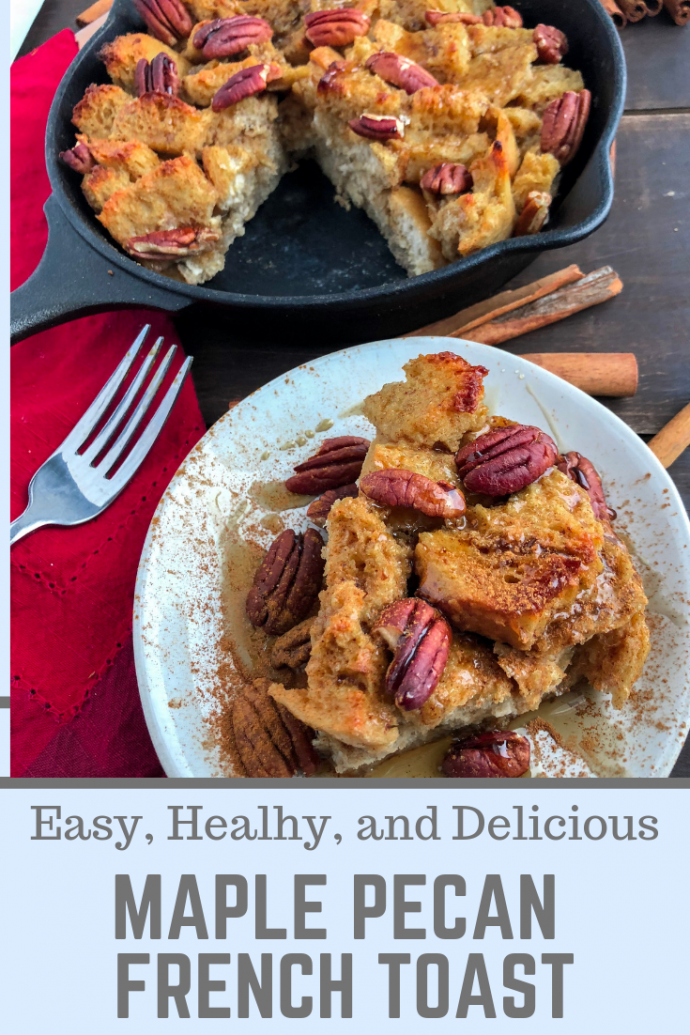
[72,84,131,139]
[99,33,191,91]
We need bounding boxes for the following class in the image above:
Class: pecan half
[488,5,523,28]
[246,528,325,636]
[557,451,616,522]
[125,227,220,260]
[270,617,315,670]
[285,437,370,495]
[348,113,405,141]
[193,16,273,59]
[533,23,568,64]
[60,141,95,174]
[456,424,558,496]
[360,469,466,519]
[134,52,179,97]
[306,483,359,527]
[365,52,438,94]
[132,0,192,46]
[373,598,451,711]
[317,60,352,95]
[442,730,530,778]
[420,162,473,195]
[232,679,319,777]
[304,9,371,48]
[212,62,282,110]
[541,89,592,166]
[513,190,551,236]
[424,10,482,25]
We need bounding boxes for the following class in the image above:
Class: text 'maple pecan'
[373,598,451,711]
[246,527,325,636]
[513,190,551,237]
[360,468,466,519]
[133,0,192,47]
[557,452,616,522]
[285,436,370,495]
[306,483,359,527]
[304,9,371,48]
[348,114,405,142]
[232,679,319,777]
[193,16,273,60]
[365,52,438,95]
[456,424,558,496]
[212,63,282,111]
[533,24,568,64]
[541,90,592,166]
[60,141,95,174]
[270,617,315,670]
[442,730,530,778]
[134,53,179,98]
[420,163,473,196]
[125,227,220,260]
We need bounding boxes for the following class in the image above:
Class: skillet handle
[10,194,192,344]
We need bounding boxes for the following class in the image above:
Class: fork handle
[10,508,52,546]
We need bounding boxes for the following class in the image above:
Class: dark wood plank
[620,14,690,111]
[17,0,87,58]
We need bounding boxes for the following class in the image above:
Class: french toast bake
[236,351,650,777]
[61,0,590,284]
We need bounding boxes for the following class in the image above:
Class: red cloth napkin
[11,31,205,777]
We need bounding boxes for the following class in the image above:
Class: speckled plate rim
[133,337,690,779]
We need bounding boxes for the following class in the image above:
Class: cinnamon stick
[75,11,109,47]
[458,266,623,346]
[648,402,690,469]
[643,0,663,14]
[599,0,628,25]
[617,0,648,20]
[663,0,690,24]
[405,265,584,338]
[519,353,638,397]
[76,0,113,26]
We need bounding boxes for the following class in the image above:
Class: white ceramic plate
[133,338,690,778]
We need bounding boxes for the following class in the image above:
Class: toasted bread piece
[72,84,131,139]
[493,642,575,709]
[206,94,280,147]
[515,64,585,114]
[363,351,489,451]
[81,135,160,178]
[416,633,516,729]
[568,611,650,709]
[454,41,536,106]
[111,93,214,155]
[361,437,460,486]
[82,166,131,212]
[99,33,190,92]
[182,45,283,107]
[378,185,447,275]
[512,150,560,211]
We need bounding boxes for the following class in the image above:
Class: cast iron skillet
[10,0,625,345]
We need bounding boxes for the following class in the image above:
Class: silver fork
[10,325,193,546]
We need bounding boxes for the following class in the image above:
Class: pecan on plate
[132,0,192,47]
[232,679,319,777]
[533,23,568,64]
[541,89,592,166]
[193,16,273,59]
[442,730,530,778]
[304,9,371,48]
[420,162,473,196]
[360,468,466,519]
[557,451,616,522]
[246,528,325,636]
[373,598,451,711]
[212,62,282,110]
[125,227,220,260]
[60,141,95,174]
[270,617,315,670]
[348,114,405,141]
[456,424,558,496]
[134,52,179,97]
[285,436,370,495]
[365,52,438,94]
[306,483,359,527]
[424,10,482,25]
[513,190,552,237]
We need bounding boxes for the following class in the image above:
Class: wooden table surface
[20,3,690,776]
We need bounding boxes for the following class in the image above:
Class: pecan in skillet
[193,16,273,59]
[424,10,482,25]
[360,469,466,519]
[246,528,325,636]
[60,141,95,174]
[317,60,353,96]
[132,0,192,47]
[285,437,370,495]
[270,617,315,670]
[373,599,451,711]
[489,6,523,28]
[557,451,616,522]
[365,52,438,94]
[456,424,558,496]
[442,730,530,778]
[304,9,371,48]
[134,52,179,97]
[533,24,568,64]
[348,114,405,141]
[541,89,592,166]
[232,679,319,777]
[125,227,220,260]
[212,63,283,110]
[513,190,552,236]
[306,483,359,527]
[420,162,473,196]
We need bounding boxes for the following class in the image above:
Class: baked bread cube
[111,93,214,155]
[99,33,191,92]
[72,84,131,139]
